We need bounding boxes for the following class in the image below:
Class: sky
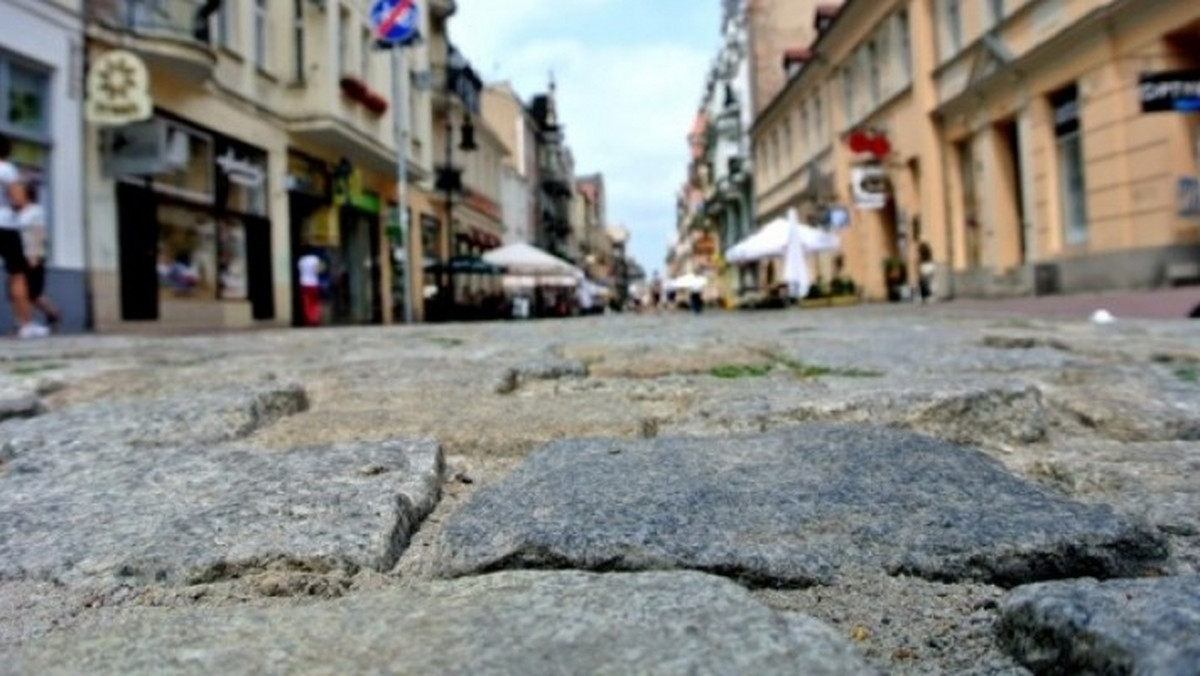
[451,0,720,275]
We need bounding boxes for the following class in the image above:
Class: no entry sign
[371,0,419,46]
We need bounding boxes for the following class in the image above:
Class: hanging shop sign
[1139,70,1200,114]
[86,50,153,126]
[217,148,266,188]
[847,129,892,159]
[850,166,889,211]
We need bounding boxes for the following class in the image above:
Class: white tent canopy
[483,242,583,278]
[724,209,840,264]
[665,273,708,292]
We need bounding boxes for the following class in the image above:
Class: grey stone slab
[998,575,1200,675]
[0,395,42,424]
[432,425,1167,587]
[0,440,442,586]
[6,571,875,676]
[1,383,309,457]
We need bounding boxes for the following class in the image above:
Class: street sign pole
[372,0,419,323]
[392,43,414,325]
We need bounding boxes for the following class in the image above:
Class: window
[800,106,810,146]
[361,27,372,79]
[292,0,305,82]
[782,118,792,162]
[338,6,351,76]
[842,66,855,123]
[5,61,49,136]
[945,0,963,56]
[813,93,824,141]
[254,0,268,70]
[867,41,881,106]
[214,1,235,50]
[990,0,1005,25]
[1052,85,1088,245]
[897,11,912,83]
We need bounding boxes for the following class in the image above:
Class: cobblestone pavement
[2,308,1198,674]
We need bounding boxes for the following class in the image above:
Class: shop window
[158,204,218,300]
[217,144,268,216]
[218,218,249,299]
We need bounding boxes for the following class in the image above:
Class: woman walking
[0,133,47,338]
[9,180,60,329]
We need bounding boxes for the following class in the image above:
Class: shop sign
[1139,70,1200,114]
[217,149,265,188]
[85,50,153,126]
[850,166,889,211]
[101,117,167,177]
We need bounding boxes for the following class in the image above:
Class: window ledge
[218,45,244,63]
[256,66,279,83]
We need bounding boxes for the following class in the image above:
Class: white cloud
[451,2,711,271]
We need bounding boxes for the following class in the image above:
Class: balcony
[86,0,218,84]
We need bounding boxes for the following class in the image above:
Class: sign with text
[1139,70,1200,114]
[86,50,152,126]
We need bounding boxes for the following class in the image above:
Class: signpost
[370,0,420,324]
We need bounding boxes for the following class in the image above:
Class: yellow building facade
[753,0,1200,302]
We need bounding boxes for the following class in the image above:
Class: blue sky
[452,0,721,275]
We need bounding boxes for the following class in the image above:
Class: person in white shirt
[9,180,59,329]
[0,133,47,339]
[297,248,323,327]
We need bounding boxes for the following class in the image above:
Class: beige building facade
[752,0,1200,302]
[83,0,434,331]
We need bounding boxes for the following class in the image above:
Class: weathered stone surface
[0,394,42,424]
[998,575,1200,675]
[0,440,442,586]
[1,383,309,455]
[432,425,1167,586]
[6,571,874,676]
[1010,440,1200,574]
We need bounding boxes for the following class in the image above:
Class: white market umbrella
[667,273,708,292]
[725,209,840,264]
[483,242,583,278]
[783,210,811,299]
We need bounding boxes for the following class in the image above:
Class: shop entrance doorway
[336,205,382,325]
[117,182,159,321]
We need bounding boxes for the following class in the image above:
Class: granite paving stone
[0,439,442,586]
[7,571,875,676]
[998,575,1200,675]
[432,424,1168,586]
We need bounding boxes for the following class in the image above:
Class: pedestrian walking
[917,242,935,305]
[9,180,60,330]
[297,248,323,327]
[0,133,48,339]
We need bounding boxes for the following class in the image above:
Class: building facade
[482,82,539,245]
[529,81,575,263]
[751,0,1200,302]
[0,0,86,332]
[82,0,434,331]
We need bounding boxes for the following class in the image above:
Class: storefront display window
[158,204,217,299]
[1,53,52,240]
[218,218,248,299]
[6,61,48,135]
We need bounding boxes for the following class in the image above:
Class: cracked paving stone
[998,575,1200,675]
[0,383,309,455]
[431,424,1168,587]
[5,571,875,676]
[0,440,442,586]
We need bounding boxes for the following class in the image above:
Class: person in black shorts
[0,132,46,338]
[9,180,59,328]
